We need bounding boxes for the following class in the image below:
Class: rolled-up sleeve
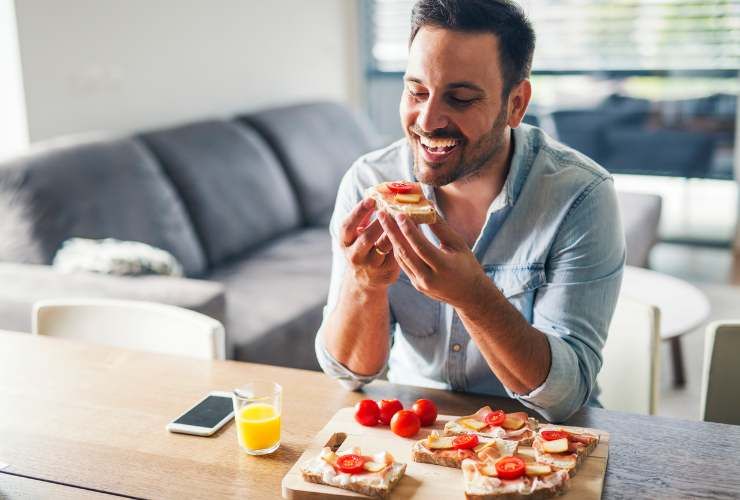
[506,177,625,422]
[314,166,391,390]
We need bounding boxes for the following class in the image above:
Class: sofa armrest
[0,263,225,334]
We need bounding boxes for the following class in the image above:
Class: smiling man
[315,0,625,422]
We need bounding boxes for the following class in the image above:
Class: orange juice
[236,402,281,452]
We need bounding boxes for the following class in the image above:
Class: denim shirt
[315,124,625,422]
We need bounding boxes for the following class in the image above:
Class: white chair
[701,321,740,425]
[32,298,225,360]
[597,295,661,415]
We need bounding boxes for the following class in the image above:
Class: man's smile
[414,133,462,164]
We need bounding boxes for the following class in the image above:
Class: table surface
[622,265,711,339]
[1,330,740,499]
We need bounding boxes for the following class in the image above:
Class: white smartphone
[166,391,234,436]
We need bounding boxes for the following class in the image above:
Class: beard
[409,105,509,188]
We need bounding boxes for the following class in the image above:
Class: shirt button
[452,343,462,352]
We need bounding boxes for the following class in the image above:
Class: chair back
[32,298,225,360]
[701,321,740,425]
[598,295,661,415]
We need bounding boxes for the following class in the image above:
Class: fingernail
[356,225,366,234]
[396,214,407,224]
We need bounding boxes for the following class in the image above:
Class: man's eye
[408,90,427,99]
[448,96,475,106]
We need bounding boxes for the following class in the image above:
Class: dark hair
[409,0,535,95]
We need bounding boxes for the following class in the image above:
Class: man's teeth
[419,136,459,150]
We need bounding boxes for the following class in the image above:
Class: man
[316,0,624,422]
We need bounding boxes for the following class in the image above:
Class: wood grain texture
[282,407,609,499]
[0,473,125,499]
[2,330,740,499]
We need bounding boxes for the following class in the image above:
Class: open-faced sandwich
[365,181,437,224]
[300,446,406,498]
[445,407,538,445]
[413,431,518,469]
[531,427,599,476]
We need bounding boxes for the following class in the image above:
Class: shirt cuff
[504,332,586,422]
[314,326,387,391]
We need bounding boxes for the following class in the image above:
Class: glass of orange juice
[233,381,282,455]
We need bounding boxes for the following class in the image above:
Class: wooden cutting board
[282,407,609,499]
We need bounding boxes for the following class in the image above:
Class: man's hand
[340,198,400,290]
[377,211,488,308]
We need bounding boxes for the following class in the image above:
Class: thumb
[428,216,466,250]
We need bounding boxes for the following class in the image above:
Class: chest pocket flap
[484,265,546,298]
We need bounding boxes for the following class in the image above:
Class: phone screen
[173,395,233,428]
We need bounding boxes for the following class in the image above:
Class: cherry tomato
[378,399,403,425]
[354,399,380,427]
[336,454,366,474]
[484,410,506,427]
[452,434,479,450]
[387,181,413,194]
[390,409,421,437]
[541,430,569,442]
[495,456,526,480]
[412,399,438,426]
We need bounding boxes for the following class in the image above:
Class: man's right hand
[340,198,400,290]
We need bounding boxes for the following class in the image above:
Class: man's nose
[416,97,449,133]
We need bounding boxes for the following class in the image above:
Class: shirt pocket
[484,265,546,322]
[388,272,440,338]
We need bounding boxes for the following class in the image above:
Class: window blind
[368,0,740,73]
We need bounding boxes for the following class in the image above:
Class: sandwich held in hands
[365,181,437,224]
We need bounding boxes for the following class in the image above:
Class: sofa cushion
[239,102,381,226]
[0,262,225,334]
[617,191,662,268]
[209,227,331,369]
[141,120,302,266]
[0,136,207,276]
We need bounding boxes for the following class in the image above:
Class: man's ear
[507,79,532,128]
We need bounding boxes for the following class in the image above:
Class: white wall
[14,0,361,142]
[0,0,28,157]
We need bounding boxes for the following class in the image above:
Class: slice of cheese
[459,418,487,431]
[426,436,456,449]
[516,446,536,460]
[363,461,387,472]
[525,463,552,476]
[395,193,422,204]
[541,438,568,454]
[501,415,525,430]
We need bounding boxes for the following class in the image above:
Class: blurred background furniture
[33,298,226,360]
[598,296,661,415]
[621,266,711,387]
[701,321,740,425]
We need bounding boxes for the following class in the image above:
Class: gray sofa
[0,101,380,370]
[0,100,661,371]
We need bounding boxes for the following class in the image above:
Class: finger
[395,214,441,269]
[353,219,385,256]
[340,198,377,247]
[428,216,467,251]
[373,233,392,255]
[378,211,430,277]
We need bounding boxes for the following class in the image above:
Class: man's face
[400,27,513,187]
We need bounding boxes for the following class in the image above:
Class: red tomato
[336,454,366,474]
[452,434,479,450]
[541,430,569,441]
[484,410,506,427]
[411,399,438,426]
[390,410,421,437]
[354,399,380,427]
[387,181,413,194]
[495,456,526,480]
[378,399,403,425]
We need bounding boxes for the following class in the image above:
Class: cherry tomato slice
[495,456,526,480]
[387,181,414,194]
[484,409,506,427]
[336,454,366,474]
[541,430,569,441]
[452,434,480,450]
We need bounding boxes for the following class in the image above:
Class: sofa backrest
[141,120,302,267]
[239,101,381,226]
[0,136,207,276]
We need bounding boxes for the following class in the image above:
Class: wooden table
[1,331,740,499]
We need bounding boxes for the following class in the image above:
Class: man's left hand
[377,211,490,308]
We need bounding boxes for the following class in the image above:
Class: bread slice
[413,432,518,469]
[532,427,599,477]
[461,458,570,500]
[365,181,437,224]
[445,407,538,446]
[300,447,406,499]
